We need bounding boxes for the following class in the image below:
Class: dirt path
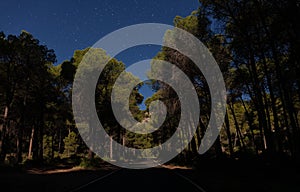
[1,163,299,192]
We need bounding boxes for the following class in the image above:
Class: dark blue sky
[0,0,199,109]
[1,0,199,64]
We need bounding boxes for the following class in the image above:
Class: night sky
[1,0,199,64]
[0,0,199,109]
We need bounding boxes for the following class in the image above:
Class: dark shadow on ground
[0,159,299,192]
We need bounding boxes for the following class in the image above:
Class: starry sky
[1,0,199,64]
[0,0,200,109]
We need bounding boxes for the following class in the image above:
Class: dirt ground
[0,166,116,191]
[0,160,299,192]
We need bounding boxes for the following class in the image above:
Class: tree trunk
[239,97,259,156]
[51,134,54,160]
[17,96,27,163]
[224,110,234,158]
[262,89,274,152]
[249,53,272,153]
[58,126,62,153]
[110,136,113,160]
[37,101,45,162]
[229,103,246,153]
[0,106,9,162]
[261,53,282,153]
[28,126,34,159]
[16,126,23,163]
[32,121,39,161]
[214,136,223,159]
[88,149,94,160]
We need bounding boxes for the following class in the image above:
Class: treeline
[0,0,300,166]
[203,0,300,160]
[154,0,300,161]
[0,30,77,164]
[0,32,146,165]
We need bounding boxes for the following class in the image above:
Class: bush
[43,135,53,160]
[63,131,79,158]
[79,157,103,168]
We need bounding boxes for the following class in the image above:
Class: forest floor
[0,159,300,192]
